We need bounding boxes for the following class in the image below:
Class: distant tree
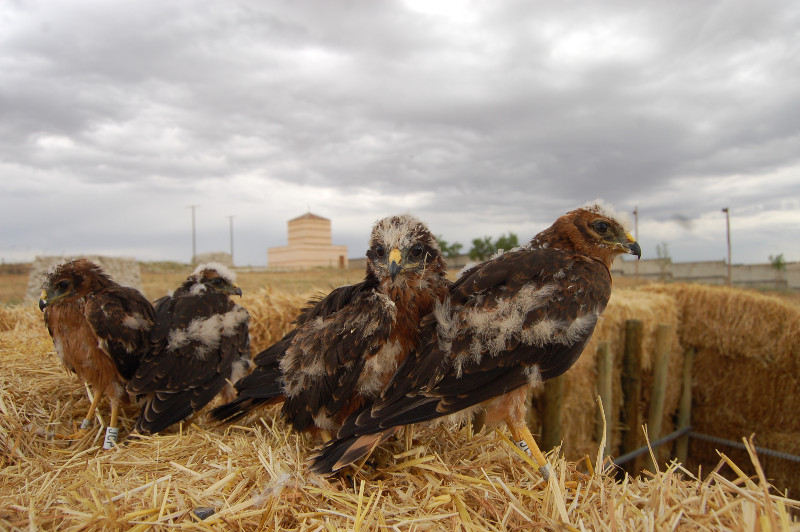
[469,236,495,261]
[770,253,786,270]
[468,232,519,261]
[435,235,464,259]
[770,253,786,289]
[494,232,519,252]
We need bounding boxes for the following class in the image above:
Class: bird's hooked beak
[38,289,48,312]
[388,248,402,280]
[233,284,242,297]
[623,232,642,260]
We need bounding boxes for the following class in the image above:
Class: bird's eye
[375,245,385,258]
[410,244,424,259]
[211,278,223,285]
[57,280,69,291]
[594,221,609,234]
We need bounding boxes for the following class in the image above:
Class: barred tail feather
[134,392,194,435]
[209,393,285,423]
[310,428,398,475]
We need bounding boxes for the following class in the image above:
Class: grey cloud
[1,0,799,266]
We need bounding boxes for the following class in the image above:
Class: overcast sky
[2,0,799,267]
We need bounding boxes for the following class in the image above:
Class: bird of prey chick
[128,263,251,435]
[39,259,155,448]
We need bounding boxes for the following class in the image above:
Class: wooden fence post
[596,341,613,458]
[646,323,673,472]
[621,319,643,475]
[542,374,564,452]
[675,347,695,465]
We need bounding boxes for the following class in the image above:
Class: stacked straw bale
[641,283,800,498]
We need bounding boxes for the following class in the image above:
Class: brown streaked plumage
[127,263,251,435]
[311,201,642,477]
[211,214,451,438]
[39,259,155,448]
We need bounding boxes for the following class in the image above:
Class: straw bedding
[2,289,799,529]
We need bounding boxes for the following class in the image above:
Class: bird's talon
[53,428,89,440]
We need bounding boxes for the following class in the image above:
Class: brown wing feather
[129,290,250,434]
[280,287,397,432]
[209,279,377,423]
[83,285,155,380]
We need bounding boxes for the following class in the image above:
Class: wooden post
[675,347,695,465]
[596,342,613,458]
[542,374,564,452]
[620,319,643,475]
[646,324,673,472]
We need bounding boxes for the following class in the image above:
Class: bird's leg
[79,389,103,431]
[53,389,104,440]
[184,411,202,429]
[505,416,551,481]
[103,401,121,449]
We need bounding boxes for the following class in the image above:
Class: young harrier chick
[312,201,641,478]
[39,259,155,448]
[128,263,251,435]
[211,214,451,439]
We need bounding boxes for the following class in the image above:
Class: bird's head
[366,214,446,285]
[187,262,242,296]
[39,259,110,311]
[531,200,641,268]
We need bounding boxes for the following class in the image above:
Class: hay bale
[25,255,143,301]
[241,286,310,353]
[533,289,683,464]
[642,283,800,364]
[641,283,800,496]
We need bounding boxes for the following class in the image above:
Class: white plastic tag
[516,439,532,456]
[103,426,120,449]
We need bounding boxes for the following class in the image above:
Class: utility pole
[722,207,731,287]
[188,205,198,264]
[633,206,639,281]
[227,215,235,265]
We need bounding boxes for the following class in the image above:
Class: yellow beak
[388,248,402,279]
